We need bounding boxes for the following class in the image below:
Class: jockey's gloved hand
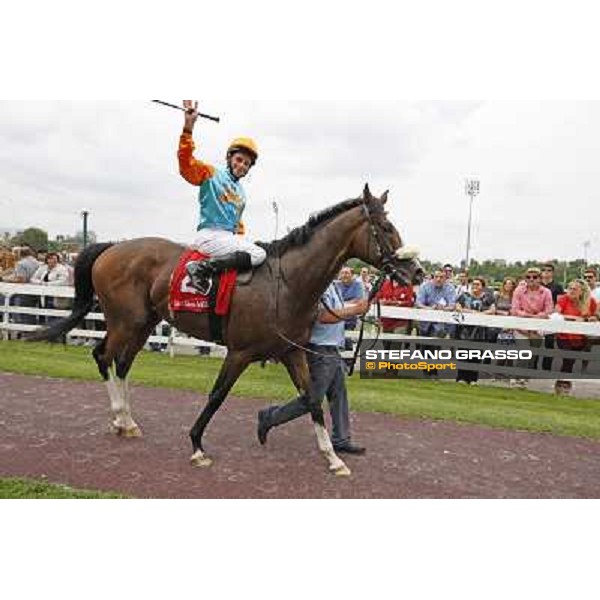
[183,100,199,132]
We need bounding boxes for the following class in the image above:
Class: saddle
[169,250,240,342]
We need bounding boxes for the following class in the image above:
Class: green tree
[72,230,98,246]
[12,227,49,251]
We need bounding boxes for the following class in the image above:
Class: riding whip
[151,100,220,123]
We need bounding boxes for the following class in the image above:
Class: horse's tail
[28,243,114,342]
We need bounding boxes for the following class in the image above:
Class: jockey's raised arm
[176,99,267,291]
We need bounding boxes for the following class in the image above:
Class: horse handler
[258,281,369,455]
[177,99,267,290]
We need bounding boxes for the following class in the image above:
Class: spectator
[31,252,70,324]
[510,267,554,388]
[489,277,517,378]
[336,265,365,332]
[443,264,455,284]
[31,252,70,288]
[0,246,16,280]
[1,247,40,328]
[415,269,457,338]
[540,262,565,371]
[540,262,565,303]
[583,267,600,304]
[0,247,16,312]
[490,277,516,319]
[554,279,598,396]
[359,267,372,297]
[454,277,494,385]
[455,271,472,297]
[64,253,77,287]
[376,277,416,350]
[36,249,48,264]
[581,267,600,373]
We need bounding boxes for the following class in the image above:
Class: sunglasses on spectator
[525,275,539,280]
[584,275,595,280]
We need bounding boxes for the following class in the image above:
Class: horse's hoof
[121,426,143,439]
[331,464,352,477]
[112,423,143,438]
[190,451,213,468]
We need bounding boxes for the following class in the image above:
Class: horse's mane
[257,197,363,258]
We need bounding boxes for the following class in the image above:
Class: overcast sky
[1,100,598,265]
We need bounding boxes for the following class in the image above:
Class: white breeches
[192,229,267,266]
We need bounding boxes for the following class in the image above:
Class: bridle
[360,200,405,285]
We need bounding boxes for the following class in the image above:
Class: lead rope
[347,273,385,376]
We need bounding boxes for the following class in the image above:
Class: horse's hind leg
[111,319,161,437]
[93,337,137,435]
[94,319,156,437]
[282,349,350,476]
[190,350,251,468]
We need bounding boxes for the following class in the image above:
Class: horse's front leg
[190,351,250,468]
[281,349,350,476]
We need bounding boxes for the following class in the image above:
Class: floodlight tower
[464,179,480,270]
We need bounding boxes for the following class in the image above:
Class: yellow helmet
[227,137,258,164]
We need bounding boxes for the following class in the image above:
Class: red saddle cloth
[168,250,237,316]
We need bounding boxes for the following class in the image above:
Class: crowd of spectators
[335,261,600,396]
[0,245,77,330]
[2,245,599,394]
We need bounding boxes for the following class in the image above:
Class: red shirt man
[376,279,415,332]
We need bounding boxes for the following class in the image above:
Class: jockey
[178,99,267,290]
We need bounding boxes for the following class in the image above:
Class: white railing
[375,306,600,336]
[0,283,218,354]
[2,282,600,356]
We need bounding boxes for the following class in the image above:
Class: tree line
[349,257,593,287]
[3,227,97,252]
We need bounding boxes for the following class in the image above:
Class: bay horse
[32,185,422,475]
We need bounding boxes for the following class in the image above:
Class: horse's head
[350,184,424,286]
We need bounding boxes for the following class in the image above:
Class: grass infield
[1,340,600,440]
[0,477,127,499]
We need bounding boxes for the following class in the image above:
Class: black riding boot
[187,251,253,292]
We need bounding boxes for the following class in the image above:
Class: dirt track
[1,372,599,498]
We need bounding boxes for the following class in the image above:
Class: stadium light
[584,240,591,265]
[81,211,89,248]
[464,179,480,270]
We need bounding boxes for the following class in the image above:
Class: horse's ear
[363,184,372,201]
[381,190,389,205]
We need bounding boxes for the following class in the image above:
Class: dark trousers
[265,346,351,447]
[541,335,555,371]
[12,294,39,325]
[557,338,588,374]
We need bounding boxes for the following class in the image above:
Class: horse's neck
[280,208,363,308]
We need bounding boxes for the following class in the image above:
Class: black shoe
[257,408,272,445]
[333,443,366,455]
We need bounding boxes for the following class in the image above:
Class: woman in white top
[31,252,70,318]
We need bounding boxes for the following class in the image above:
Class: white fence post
[2,290,10,341]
